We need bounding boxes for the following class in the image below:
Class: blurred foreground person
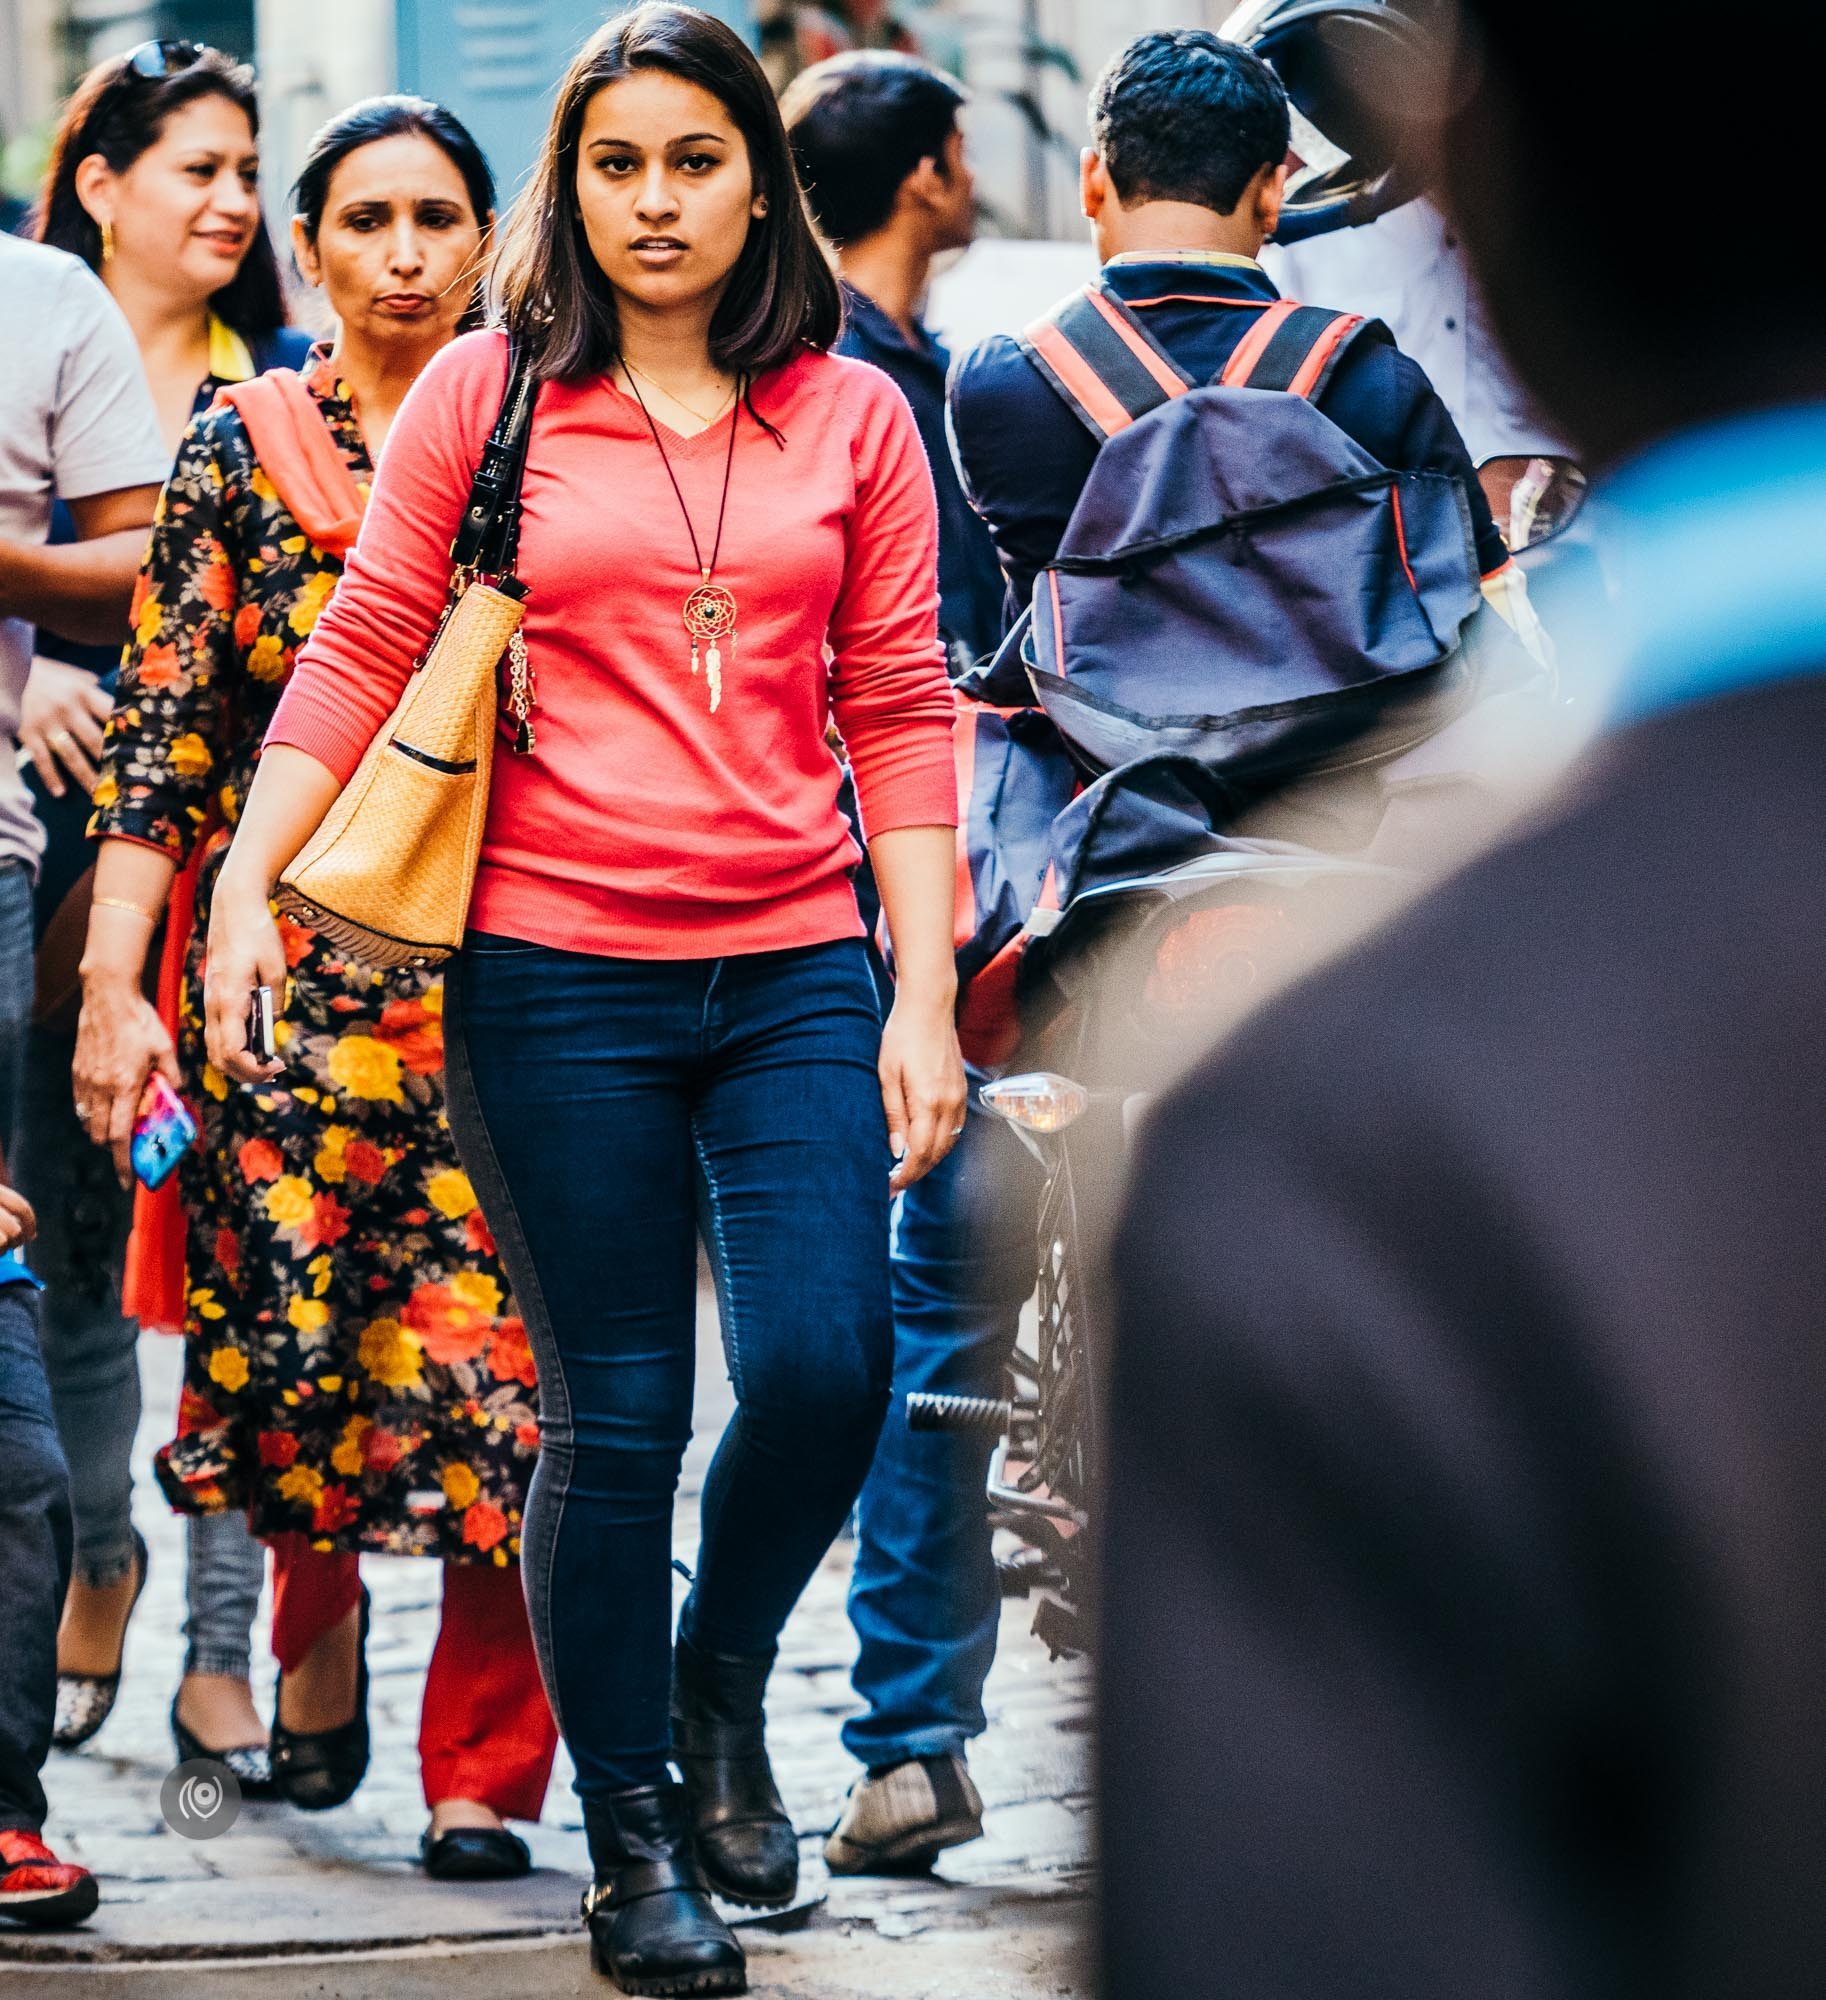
[1100,6,1826,1997]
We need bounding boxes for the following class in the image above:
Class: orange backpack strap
[1019,282,1198,439]
[214,371,367,558]
[1219,303,1367,399]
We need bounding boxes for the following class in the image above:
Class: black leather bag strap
[449,340,539,580]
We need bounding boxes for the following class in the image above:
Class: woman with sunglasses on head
[24,38,307,1786]
[206,5,964,1988]
[74,96,558,1881]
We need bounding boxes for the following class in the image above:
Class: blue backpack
[963,283,1487,783]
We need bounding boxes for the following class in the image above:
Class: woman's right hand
[73,974,179,1186]
[204,864,288,1086]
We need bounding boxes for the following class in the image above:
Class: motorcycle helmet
[1219,0,1442,242]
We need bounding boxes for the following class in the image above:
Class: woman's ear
[752,193,769,219]
[290,213,320,286]
[72,151,115,236]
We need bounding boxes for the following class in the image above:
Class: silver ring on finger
[50,729,74,750]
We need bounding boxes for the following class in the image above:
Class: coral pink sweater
[269,331,957,958]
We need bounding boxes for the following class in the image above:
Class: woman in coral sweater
[204,6,965,1992]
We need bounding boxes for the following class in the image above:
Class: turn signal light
[980,1073,1090,1134]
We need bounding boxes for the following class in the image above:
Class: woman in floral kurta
[90,353,541,1563]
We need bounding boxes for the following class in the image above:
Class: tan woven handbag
[275,350,539,969]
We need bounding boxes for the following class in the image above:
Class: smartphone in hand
[246,984,276,1063]
[130,1074,198,1191]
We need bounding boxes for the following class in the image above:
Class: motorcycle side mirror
[1478,455,1589,554]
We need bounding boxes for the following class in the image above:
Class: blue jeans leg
[0,860,71,1830]
[0,1288,71,1832]
[444,935,892,1814]
[842,1087,1041,1769]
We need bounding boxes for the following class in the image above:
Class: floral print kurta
[90,354,539,1562]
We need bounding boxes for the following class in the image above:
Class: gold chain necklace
[622,368,742,713]
[621,358,736,431]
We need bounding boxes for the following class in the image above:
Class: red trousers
[269,1538,559,1820]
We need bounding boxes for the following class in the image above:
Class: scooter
[909,454,1590,1658]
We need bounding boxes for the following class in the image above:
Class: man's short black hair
[1090,30,1289,216]
[783,52,966,247]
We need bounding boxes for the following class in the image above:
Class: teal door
[395,0,752,207]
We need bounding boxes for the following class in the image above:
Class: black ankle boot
[582,1782,746,1996]
[670,1634,798,1908]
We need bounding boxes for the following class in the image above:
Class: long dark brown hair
[492,3,840,385]
[36,44,288,343]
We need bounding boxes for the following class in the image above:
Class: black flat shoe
[583,1782,745,1996]
[420,1825,532,1881]
[170,1695,278,1801]
[52,1528,148,1751]
[671,1633,797,1908]
[271,1585,370,1811]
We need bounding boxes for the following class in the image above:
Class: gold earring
[99,219,114,262]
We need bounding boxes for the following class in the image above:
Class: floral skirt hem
[154,1423,528,1565]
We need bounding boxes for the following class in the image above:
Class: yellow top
[207,313,255,383]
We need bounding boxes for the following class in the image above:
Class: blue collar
[840,284,942,368]
[1101,258,1280,308]
[1604,403,1826,722]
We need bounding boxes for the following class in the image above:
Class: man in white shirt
[1264,197,1565,468]
[0,231,162,1929]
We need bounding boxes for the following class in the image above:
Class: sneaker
[824,1752,984,1876]
[0,1829,99,1927]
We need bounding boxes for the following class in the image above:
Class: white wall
[951,0,1237,241]
[254,0,395,240]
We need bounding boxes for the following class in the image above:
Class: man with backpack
[948,28,1512,619]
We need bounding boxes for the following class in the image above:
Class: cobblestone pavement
[2,1301,1091,1997]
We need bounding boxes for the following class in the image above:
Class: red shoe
[0,1829,99,1927]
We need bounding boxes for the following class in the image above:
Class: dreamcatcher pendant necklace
[622,363,742,713]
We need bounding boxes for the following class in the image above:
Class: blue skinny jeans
[443,933,893,1809]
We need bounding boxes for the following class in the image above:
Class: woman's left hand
[879,989,967,1193]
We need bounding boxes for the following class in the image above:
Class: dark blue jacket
[949,252,1510,630]
[836,285,1006,665]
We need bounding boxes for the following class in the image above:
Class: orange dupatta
[121,370,367,1331]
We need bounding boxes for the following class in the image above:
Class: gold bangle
[91,896,160,923]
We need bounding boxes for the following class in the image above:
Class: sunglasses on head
[122,38,211,80]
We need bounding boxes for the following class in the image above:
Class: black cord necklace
[622,363,742,713]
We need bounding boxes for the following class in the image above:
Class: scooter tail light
[980,1072,1090,1134]
[1146,901,1292,1020]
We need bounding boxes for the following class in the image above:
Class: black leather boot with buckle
[670,1633,798,1907]
[582,1781,745,1996]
